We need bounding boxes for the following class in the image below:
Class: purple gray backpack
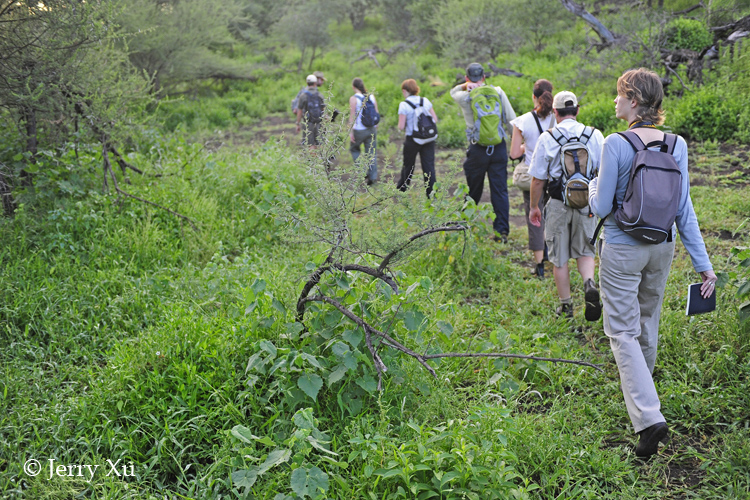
[591,131,682,245]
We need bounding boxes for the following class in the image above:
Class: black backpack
[357,94,380,128]
[304,90,324,123]
[591,131,682,245]
[405,97,437,144]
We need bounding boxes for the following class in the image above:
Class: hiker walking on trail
[397,79,439,197]
[296,74,325,147]
[349,78,380,185]
[450,62,516,243]
[509,79,555,278]
[292,71,326,115]
[528,91,604,321]
[589,68,716,458]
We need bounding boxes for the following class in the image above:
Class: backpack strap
[355,94,364,102]
[404,99,417,109]
[532,111,544,134]
[579,126,595,144]
[547,127,567,146]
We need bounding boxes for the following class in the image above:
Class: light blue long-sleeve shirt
[588,133,713,273]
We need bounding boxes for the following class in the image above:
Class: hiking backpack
[303,90,324,123]
[469,85,506,146]
[611,131,682,244]
[547,126,597,209]
[405,97,437,144]
[357,94,380,128]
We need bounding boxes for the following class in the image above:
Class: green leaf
[301,352,324,369]
[251,278,267,294]
[231,468,258,489]
[328,364,348,385]
[342,329,363,348]
[259,340,277,358]
[246,352,265,374]
[290,466,329,498]
[374,468,402,478]
[285,322,305,335]
[419,277,433,291]
[331,342,350,357]
[404,310,426,332]
[308,435,338,455]
[230,425,259,445]
[271,298,287,314]
[305,261,317,271]
[436,320,453,338]
[405,281,420,296]
[737,280,750,298]
[336,276,350,290]
[356,373,377,393]
[244,301,258,316]
[739,301,750,323]
[23,163,39,174]
[258,449,292,475]
[297,374,323,400]
[293,408,316,430]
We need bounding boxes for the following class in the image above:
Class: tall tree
[117,0,253,91]
[276,1,333,71]
[0,0,151,210]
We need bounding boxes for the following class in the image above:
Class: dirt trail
[227,113,528,229]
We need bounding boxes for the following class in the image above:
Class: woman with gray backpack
[349,77,380,185]
[509,79,555,278]
[589,68,717,458]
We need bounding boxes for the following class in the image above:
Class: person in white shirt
[348,77,379,185]
[396,79,439,197]
[509,79,555,278]
[528,91,604,320]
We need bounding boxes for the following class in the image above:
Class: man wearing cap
[296,74,325,147]
[292,71,326,115]
[450,62,516,243]
[528,91,604,320]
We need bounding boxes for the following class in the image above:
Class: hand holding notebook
[685,282,716,316]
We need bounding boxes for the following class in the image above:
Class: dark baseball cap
[466,63,484,82]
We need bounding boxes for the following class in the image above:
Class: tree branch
[423,352,604,373]
[559,0,617,46]
[378,223,468,273]
[103,145,199,231]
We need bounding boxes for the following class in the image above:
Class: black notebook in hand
[685,283,716,316]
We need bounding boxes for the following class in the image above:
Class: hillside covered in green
[1,0,750,499]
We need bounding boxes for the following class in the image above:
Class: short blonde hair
[401,79,420,96]
[617,68,665,125]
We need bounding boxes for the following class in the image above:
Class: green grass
[3,6,750,498]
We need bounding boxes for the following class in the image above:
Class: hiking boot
[556,302,573,319]
[584,279,602,322]
[635,422,669,458]
[493,233,508,244]
[531,262,545,279]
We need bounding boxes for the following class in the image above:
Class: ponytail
[533,79,554,118]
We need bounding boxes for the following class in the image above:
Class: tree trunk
[20,106,38,188]
[0,162,14,217]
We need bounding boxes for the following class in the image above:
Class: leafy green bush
[665,18,713,52]
[668,86,747,141]
[578,97,622,136]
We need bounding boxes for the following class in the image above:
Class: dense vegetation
[1,0,749,499]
